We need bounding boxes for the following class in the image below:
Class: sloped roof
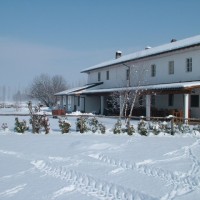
[71,81,200,95]
[81,35,200,73]
[54,82,103,96]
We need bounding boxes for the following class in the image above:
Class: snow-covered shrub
[29,114,50,134]
[113,119,135,135]
[41,114,50,134]
[58,118,71,133]
[127,125,135,136]
[88,117,99,133]
[178,123,190,133]
[14,117,29,133]
[193,124,200,132]
[88,117,106,134]
[113,119,122,134]
[138,119,148,136]
[28,102,50,134]
[98,122,106,134]
[159,121,168,132]
[151,122,161,135]
[1,123,8,131]
[29,115,40,133]
[76,117,89,133]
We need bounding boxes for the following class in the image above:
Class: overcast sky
[0,0,200,93]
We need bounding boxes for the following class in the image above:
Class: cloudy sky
[0,0,200,93]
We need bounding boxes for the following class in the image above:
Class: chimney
[171,39,177,43]
[115,51,122,59]
[145,46,151,50]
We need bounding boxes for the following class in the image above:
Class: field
[0,107,200,200]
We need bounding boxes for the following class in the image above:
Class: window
[106,70,109,80]
[186,58,192,72]
[151,64,156,77]
[168,94,174,106]
[168,61,174,74]
[191,95,199,107]
[98,72,101,81]
[126,68,130,81]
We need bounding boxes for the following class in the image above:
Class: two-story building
[55,35,200,119]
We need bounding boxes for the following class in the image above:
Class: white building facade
[55,35,200,119]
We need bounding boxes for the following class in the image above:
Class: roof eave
[81,42,200,73]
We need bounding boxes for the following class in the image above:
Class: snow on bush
[14,117,29,133]
[76,117,89,133]
[88,117,106,134]
[113,119,122,134]
[28,101,50,134]
[138,119,148,136]
[58,117,71,133]
[1,123,8,131]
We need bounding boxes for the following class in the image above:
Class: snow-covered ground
[0,107,200,200]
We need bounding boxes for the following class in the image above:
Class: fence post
[170,116,174,135]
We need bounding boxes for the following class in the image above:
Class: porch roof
[54,82,103,96]
[71,81,200,95]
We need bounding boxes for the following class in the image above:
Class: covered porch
[54,81,200,120]
[78,81,200,120]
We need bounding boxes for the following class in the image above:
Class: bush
[59,118,71,133]
[113,119,122,134]
[178,123,190,133]
[98,122,106,134]
[127,125,135,136]
[41,115,50,134]
[150,121,161,135]
[138,119,148,136]
[88,117,99,133]
[14,117,29,133]
[88,117,106,134]
[29,114,50,134]
[28,101,50,134]
[1,123,8,131]
[193,124,200,132]
[76,117,89,133]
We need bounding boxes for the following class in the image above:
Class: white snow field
[0,107,200,200]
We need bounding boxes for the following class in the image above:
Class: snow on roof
[54,82,103,96]
[54,86,88,96]
[81,35,200,73]
[71,81,200,95]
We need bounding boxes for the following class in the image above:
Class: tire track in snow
[31,160,158,200]
[89,153,195,186]
[88,140,200,200]
[89,153,200,198]
[161,144,200,200]
[0,184,27,197]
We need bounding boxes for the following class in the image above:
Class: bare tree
[108,62,149,125]
[29,74,68,107]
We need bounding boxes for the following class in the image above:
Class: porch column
[60,96,64,108]
[100,96,104,115]
[146,95,151,120]
[184,93,189,123]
